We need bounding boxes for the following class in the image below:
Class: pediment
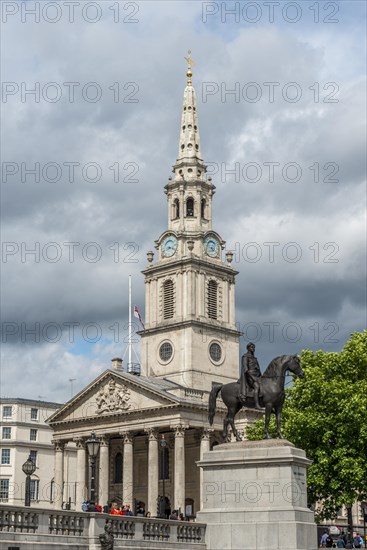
[48,370,179,425]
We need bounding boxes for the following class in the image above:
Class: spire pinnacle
[172,51,208,183]
[184,50,194,86]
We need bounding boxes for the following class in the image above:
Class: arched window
[163,280,174,319]
[207,280,218,319]
[114,452,123,484]
[186,198,194,217]
[201,198,206,219]
[185,497,194,518]
[174,198,180,219]
[30,478,40,501]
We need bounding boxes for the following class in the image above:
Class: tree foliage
[247,331,367,522]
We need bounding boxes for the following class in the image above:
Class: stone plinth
[196,439,317,550]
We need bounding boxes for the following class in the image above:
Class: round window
[159,342,173,362]
[209,342,222,362]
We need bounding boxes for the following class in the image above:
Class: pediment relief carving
[48,372,182,425]
[96,379,131,415]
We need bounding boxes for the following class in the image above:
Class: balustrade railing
[109,517,135,539]
[0,505,206,546]
[49,512,85,536]
[177,523,204,543]
[0,508,38,533]
[143,519,170,540]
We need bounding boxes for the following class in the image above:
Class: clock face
[162,235,178,257]
[204,236,220,257]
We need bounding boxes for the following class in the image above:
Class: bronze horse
[208,355,304,441]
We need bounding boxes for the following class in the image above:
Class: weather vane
[184,49,194,85]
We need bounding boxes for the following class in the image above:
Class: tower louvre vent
[207,280,218,320]
[163,280,175,319]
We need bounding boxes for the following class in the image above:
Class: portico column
[146,428,159,515]
[53,440,65,509]
[200,428,211,509]
[173,425,186,514]
[122,432,133,507]
[98,436,109,506]
[74,438,87,510]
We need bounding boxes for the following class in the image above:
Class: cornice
[49,399,227,431]
[142,256,238,277]
[138,318,242,338]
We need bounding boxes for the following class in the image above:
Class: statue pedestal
[196,439,317,550]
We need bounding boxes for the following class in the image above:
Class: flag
[133,305,145,329]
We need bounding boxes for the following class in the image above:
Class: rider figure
[239,342,261,409]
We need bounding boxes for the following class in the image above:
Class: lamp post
[86,432,101,504]
[22,454,36,507]
[160,434,167,518]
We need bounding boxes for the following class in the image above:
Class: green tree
[247,331,367,536]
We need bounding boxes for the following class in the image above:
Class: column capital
[200,427,214,441]
[171,424,188,438]
[52,439,65,452]
[73,437,86,449]
[120,431,133,444]
[145,427,159,441]
[100,435,110,446]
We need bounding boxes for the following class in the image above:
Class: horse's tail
[208,384,223,425]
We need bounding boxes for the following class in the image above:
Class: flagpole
[128,274,132,372]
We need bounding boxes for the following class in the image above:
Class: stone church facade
[48,60,259,516]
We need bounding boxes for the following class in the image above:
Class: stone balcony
[0,505,206,550]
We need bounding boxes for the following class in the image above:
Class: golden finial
[184,49,194,85]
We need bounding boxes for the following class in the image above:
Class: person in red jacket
[110,502,122,515]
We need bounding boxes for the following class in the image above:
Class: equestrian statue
[208,343,305,441]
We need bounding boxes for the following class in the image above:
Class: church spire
[165,52,214,232]
[174,51,205,179]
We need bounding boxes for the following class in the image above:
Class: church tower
[140,54,241,391]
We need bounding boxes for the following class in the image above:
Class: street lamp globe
[22,455,36,476]
[86,432,100,458]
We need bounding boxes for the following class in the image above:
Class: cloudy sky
[1,0,366,403]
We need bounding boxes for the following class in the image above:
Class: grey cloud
[1,2,365,401]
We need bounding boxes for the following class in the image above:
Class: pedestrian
[353,533,363,548]
[336,535,346,548]
[125,505,133,517]
[321,530,329,547]
[325,533,334,548]
[109,502,122,515]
